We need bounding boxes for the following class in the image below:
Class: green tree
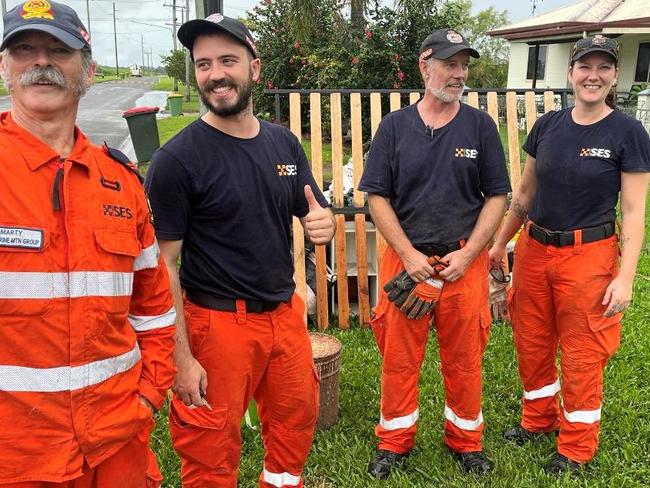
[161,50,196,88]
[454,0,510,88]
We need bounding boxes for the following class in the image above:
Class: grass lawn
[158,115,198,145]
[93,75,121,83]
[153,76,200,114]
[150,111,650,485]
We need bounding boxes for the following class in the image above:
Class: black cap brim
[430,45,480,60]
[178,19,257,58]
[572,47,617,63]
[0,24,86,51]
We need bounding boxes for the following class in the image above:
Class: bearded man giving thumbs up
[145,15,334,488]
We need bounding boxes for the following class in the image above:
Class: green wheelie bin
[122,106,160,163]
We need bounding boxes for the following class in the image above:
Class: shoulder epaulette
[103,144,145,185]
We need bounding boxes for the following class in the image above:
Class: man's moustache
[20,67,66,88]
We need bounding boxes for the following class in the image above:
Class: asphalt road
[0,76,166,150]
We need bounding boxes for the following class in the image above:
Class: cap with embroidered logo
[1,0,91,52]
[571,35,619,63]
[419,28,479,61]
[178,14,257,59]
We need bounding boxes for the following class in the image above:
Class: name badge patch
[0,226,44,250]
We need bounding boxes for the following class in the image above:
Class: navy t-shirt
[358,102,511,244]
[145,118,328,302]
[523,108,650,231]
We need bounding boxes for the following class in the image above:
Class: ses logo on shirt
[455,147,478,159]
[277,163,297,176]
[580,147,612,158]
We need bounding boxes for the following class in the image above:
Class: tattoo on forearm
[513,201,528,221]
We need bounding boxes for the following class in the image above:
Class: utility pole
[141,34,145,74]
[172,0,178,90]
[113,2,119,77]
[531,0,542,16]
[85,0,91,37]
[195,0,223,18]
[185,0,191,101]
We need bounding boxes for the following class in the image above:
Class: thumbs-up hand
[302,185,335,245]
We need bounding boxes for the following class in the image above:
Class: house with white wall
[488,0,649,93]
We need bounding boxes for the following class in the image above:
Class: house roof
[488,0,650,41]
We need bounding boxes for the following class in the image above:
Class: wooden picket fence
[278,89,569,331]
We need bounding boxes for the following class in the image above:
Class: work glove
[384,256,447,319]
[383,270,415,308]
[400,275,445,319]
[489,266,511,323]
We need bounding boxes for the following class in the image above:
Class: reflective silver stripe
[380,408,419,431]
[134,242,160,271]
[563,406,601,424]
[262,469,301,487]
[129,306,176,332]
[0,344,141,392]
[69,272,133,297]
[524,379,560,400]
[444,405,483,431]
[0,271,133,299]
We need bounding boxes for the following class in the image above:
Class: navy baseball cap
[1,1,91,52]
[571,35,619,63]
[419,28,479,61]
[178,13,257,59]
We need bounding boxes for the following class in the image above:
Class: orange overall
[0,113,176,486]
[169,294,319,488]
[371,246,491,454]
[508,226,621,463]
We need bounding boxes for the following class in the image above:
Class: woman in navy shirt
[489,35,650,473]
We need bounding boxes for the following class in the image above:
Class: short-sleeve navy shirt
[145,118,328,302]
[523,108,650,231]
[358,102,511,244]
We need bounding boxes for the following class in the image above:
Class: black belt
[186,289,281,314]
[415,241,463,257]
[527,221,615,247]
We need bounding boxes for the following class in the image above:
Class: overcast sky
[0,0,576,69]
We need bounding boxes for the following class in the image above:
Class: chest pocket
[94,227,141,260]
[93,227,141,315]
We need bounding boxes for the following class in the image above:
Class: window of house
[527,45,547,80]
[634,42,650,83]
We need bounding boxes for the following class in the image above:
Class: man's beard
[427,79,464,103]
[4,65,89,97]
[198,71,253,117]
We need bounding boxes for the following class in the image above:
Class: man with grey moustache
[359,28,511,478]
[0,2,177,486]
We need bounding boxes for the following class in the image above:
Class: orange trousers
[169,294,319,488]
[3,419,161,488]
[509,229,622,463]
[371,246,491,454]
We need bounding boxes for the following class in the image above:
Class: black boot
[367,449,409,480]
[545,453,583,474]
[454,451,493,475]
[502,424,546,445]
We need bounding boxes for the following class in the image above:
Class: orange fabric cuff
[139,380,167,411]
